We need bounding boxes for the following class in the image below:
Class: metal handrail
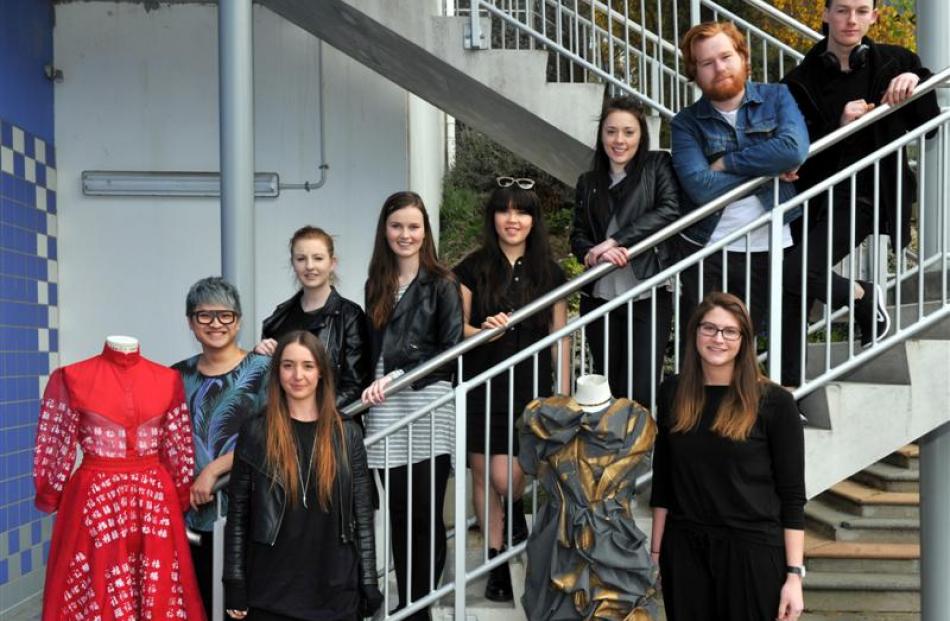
[739,0,822,42]
[700,0,804,60]
[339,66,950,419]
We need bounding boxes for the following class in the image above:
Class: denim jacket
[671,81,809,246]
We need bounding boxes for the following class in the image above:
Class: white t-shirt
[708,108,793,253]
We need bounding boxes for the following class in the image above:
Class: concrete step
[852,462,920,494]
[802,613,920,621]
[804,501,919,544]
[886,267,950,307]
[819,480,918,519]
[803,571,919,614]
[881,444,919,471]
[805,534,919,575]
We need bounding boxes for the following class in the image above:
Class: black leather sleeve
[347,422,377,588]
[335,304,370,409]
[410,277,463,389]
[570,174,597,262]
[223,434,253,610]
[611,153,684,249]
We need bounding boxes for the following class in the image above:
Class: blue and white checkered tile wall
[0,118,58,608]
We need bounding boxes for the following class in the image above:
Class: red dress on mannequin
[34,344,206,621]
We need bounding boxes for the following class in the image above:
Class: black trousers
[580,292,673,408]
[376,454,451,621]
[679,244,802,386]
[659,523,786,621]
[190,530,221,621]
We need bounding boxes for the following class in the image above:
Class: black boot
[484,547,513,602]
[503,497,529,545]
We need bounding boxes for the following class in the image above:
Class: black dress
[454,252,566,455]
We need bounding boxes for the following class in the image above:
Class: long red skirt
[41,455,206,621]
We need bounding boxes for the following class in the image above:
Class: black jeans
[376,454,451,621]
[679,243,802,386]
[785,194,878,309]
[581,292,673,408]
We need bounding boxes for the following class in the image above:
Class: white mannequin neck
[105,335,139,353]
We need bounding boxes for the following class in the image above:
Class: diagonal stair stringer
[259,0,606,185]
[803,335,950,498]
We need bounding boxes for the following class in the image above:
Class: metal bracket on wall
[463,18,490,50]
[43,64,63,83]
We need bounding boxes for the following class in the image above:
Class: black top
[454,253,566,413]
[246,420,358,620]
[650,376,806,547]
[815,60,872,168]
[280,300,329,335]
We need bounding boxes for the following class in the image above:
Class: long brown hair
[671,292,765,441]
[264,330,345,509]
[365,191,450,329]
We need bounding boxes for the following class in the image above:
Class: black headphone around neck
[820,43,870,72]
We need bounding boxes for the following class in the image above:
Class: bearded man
[671,20,809,387]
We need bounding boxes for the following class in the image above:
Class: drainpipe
[918,1,950,619]
[219,0,256,350]
[279,42,329,192]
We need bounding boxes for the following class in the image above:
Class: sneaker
[854,280,891,348]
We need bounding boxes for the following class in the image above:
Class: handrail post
[453,385,469,619]
[466,0,487,49]
[690,0,701,27]
[768,178,784,384]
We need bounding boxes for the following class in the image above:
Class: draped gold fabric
[519,396,659,620]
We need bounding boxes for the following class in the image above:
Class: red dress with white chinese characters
[34,345,206,621]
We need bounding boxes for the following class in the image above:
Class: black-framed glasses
[496,176,535,190]
[697,321,742,341]
[191,310,239,325]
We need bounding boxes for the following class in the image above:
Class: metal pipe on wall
[219,0,256,351]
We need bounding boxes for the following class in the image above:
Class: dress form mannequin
[33,340,206,620]
[519,375,658,620]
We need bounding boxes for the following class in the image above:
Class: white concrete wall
[54,2,444,365]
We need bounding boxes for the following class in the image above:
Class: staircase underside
[259,0,603,185]
[800,314,950,497]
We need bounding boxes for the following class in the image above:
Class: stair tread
[805,501,919,529]
[804,571,919,591]
[805,533,919,560]
[894,445,919,459]
[861,462,920,482]
[829,481,919,506]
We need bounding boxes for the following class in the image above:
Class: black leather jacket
[223,415,376,603]
[261,287,369,408]
[782,38,940,248]
[571,151,683,296]
[367,268,463,389]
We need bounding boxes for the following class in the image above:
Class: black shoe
[485,548,513,602]
[855,280,891,348]
[503,497,529,545]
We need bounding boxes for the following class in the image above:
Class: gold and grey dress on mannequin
[519,375,659,620]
